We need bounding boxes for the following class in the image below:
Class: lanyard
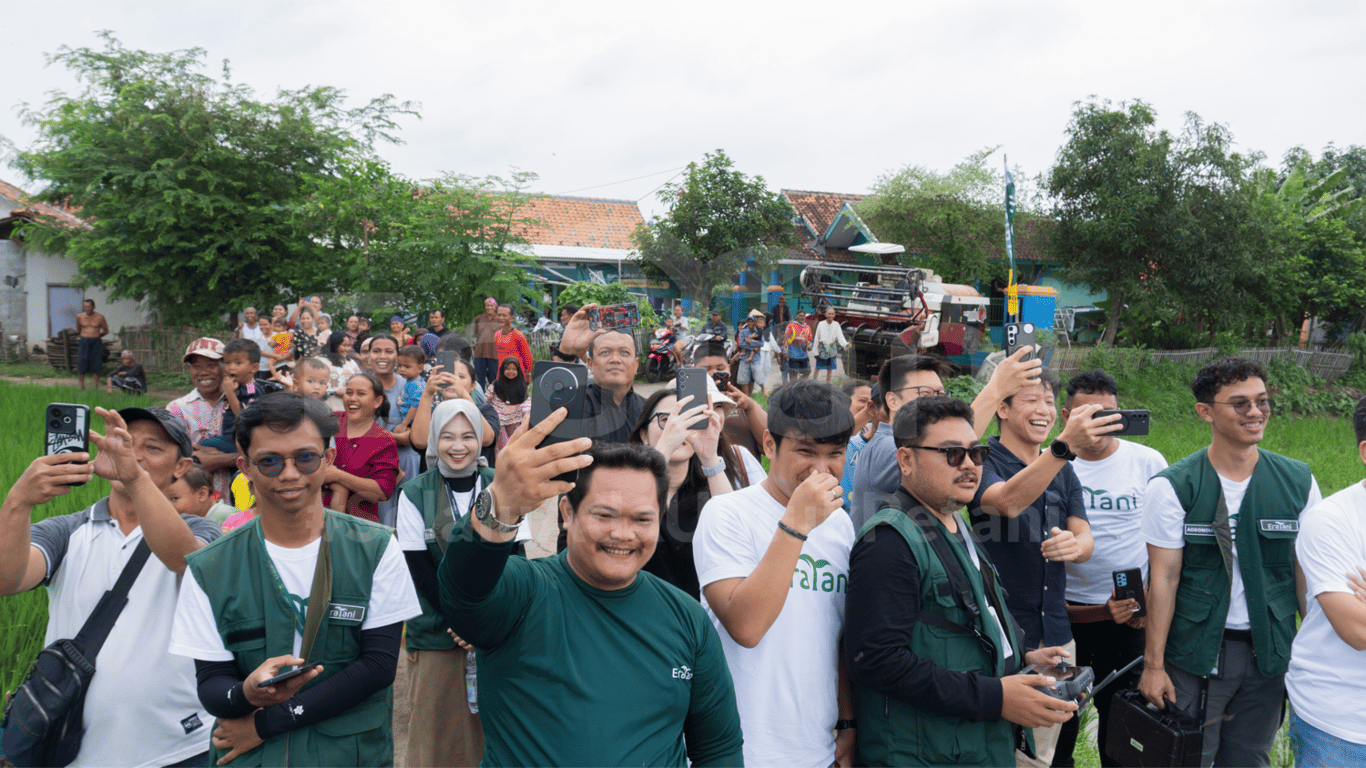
[445,476,483,520]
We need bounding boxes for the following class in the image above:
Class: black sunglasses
[249,451,324,478]
[907,444,989,467]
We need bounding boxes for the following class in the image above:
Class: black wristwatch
[1049,439,1077,461]
[474,489,521,534]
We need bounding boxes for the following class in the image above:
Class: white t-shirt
[36,505,218,768]
[1067,440,1169,603]
[736,445,768,486]
[950,520,1013,660]
[1143,470,1320,630]
[239,321,271,371]
[693,483,852,768]
[171,535,421,661]
[1287,481,1366,744]
[395,475,532,550]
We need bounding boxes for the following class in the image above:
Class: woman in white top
[752,314,779,395]
[813,306,849,383]
[320,330,362,409]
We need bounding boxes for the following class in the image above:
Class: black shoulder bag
[2,540,152,767]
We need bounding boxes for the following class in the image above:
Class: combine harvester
[799,243,990,378]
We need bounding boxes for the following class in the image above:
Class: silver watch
[475,489,521,534]
[700,459,727,477]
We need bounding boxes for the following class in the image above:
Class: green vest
[1157,448,1310,678]
[397,465,496,650]
[852,496,1027,767]
[184,511,395,767]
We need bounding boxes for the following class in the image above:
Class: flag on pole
[1004,156,1019,320]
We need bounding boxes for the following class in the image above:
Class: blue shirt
[968,436,1087,648]
[839,433,868,512]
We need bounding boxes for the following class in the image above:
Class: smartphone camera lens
[50,418,63,431]
[63,415,72,424]
[542,369,578,407]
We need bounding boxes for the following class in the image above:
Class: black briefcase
[1105,688,1204,768]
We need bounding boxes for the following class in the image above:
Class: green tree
[14,33,417,325]
[632,149,796,307]
[301,159,543,324]
[1047,99,1182,344]
[858,147,1043,284]
[556,281,659,330]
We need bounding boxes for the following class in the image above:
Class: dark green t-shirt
[439,515,744,767]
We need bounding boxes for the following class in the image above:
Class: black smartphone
[711,370,731,392]
[529,360,589,482]
[1095,409,1150,436]
[435,350,461,378]
[45,403,90,486]
[588,303,640,332]
[676,367,709,430]
[257,661,322,688]
[1004,321,1037,361]
[1113,567,1147,618]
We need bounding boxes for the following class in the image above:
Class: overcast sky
[1,1,1360,219]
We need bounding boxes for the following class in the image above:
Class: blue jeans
[1291,708,1366,767]
[473,357,497,390]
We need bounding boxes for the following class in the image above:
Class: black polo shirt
[583,382,645,446]
[968,435,1087,649]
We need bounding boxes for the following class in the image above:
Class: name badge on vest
[328,603,367,623]
[424,527,436,543]
[1260,519,1299,533]
[1184,523,1215,537]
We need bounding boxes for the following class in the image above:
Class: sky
[1,1,1361,220]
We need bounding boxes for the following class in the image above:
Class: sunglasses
[249,451,324,477]
[907,444,990,467]
[1211,397,1273,415]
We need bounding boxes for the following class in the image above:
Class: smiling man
[1140,357,1321,768]
[170,392,420,766]
[169,337,237,496]
[440,431,743,767]
[847,397,1077,766]
[693,379,857,767]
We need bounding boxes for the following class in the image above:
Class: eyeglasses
[1211,397,1273,415]
[649,412,670,430]
[895,386,948,398]
[907,444,990,467]
[249,451,324,477]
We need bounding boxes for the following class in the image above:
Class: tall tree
[1047,99,1181,344]
[858,147,1044,284]
[15,33,417,324]
[632,149,795,307]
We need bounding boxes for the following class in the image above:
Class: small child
[268,317,293,368]
[295,357,332,400]
[220,339,284,443]
[166,465,236,527]
[395,345,427,420]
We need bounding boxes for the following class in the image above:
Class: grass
[2,358,190,394]
[0,380,161,699]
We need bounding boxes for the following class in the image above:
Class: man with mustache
[846,397,1076,766]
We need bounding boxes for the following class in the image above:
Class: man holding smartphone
[170,393,420,766]
[1,407,220,767]
[1052,370,1168,767]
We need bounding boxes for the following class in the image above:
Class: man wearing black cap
[0,406,222,767]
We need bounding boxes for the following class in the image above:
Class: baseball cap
[183,337,225,362]
[118,407,195,458]
[389,315,404,325]
[748,309,764,318]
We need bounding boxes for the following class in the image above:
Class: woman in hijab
[394,400,530,768]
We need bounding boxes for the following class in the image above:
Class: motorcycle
[645,332,677,383]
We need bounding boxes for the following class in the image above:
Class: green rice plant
[0,380,160,698]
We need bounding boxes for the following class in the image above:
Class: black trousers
[1052,616,1145,768]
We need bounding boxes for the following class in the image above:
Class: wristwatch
[700,459,727,477]
[1049,439,1077,461]
[474,489,521,534]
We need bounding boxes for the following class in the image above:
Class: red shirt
[494,327,533,377]
[323,412,399,523]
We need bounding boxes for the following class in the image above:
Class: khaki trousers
[404,648,484,767]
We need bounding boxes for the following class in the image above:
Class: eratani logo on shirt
[672,665,693,680]
[328,603,366,622]
[181,713,204,734]
[1260,519,1298,533]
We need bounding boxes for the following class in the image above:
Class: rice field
[0,380,161,698]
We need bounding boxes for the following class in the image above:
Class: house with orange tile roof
[511,194,679,309]
[0,178,153,347]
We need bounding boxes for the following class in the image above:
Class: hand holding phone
[1004,322,1037,362]
[1095,409,1150,436]
[257,662,323,688]
[588,303,640,332]
[46,403,91,486]
[1112,567,1147,618]
[676,368,709,430]
[529,361,589,482]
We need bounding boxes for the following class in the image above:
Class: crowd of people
[4,294,1366,768]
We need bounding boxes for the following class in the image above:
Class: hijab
[428,399,485,479]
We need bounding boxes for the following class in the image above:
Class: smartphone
[1113,567,1147,618]
[588,303,640,332]
[257,661,322,688]
[710,370,731,392]
[1095,409,1150,436]
[435,350,461,377]
[1004,321,1037,361]
[529,360,589,482]
[45,403,90,486]
[676,367,709,430]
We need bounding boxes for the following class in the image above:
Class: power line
[560,165,687,195]
[637,167,688,203]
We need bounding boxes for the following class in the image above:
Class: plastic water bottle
[465,650,478,714]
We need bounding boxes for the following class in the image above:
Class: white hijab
[427,399,485,478]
